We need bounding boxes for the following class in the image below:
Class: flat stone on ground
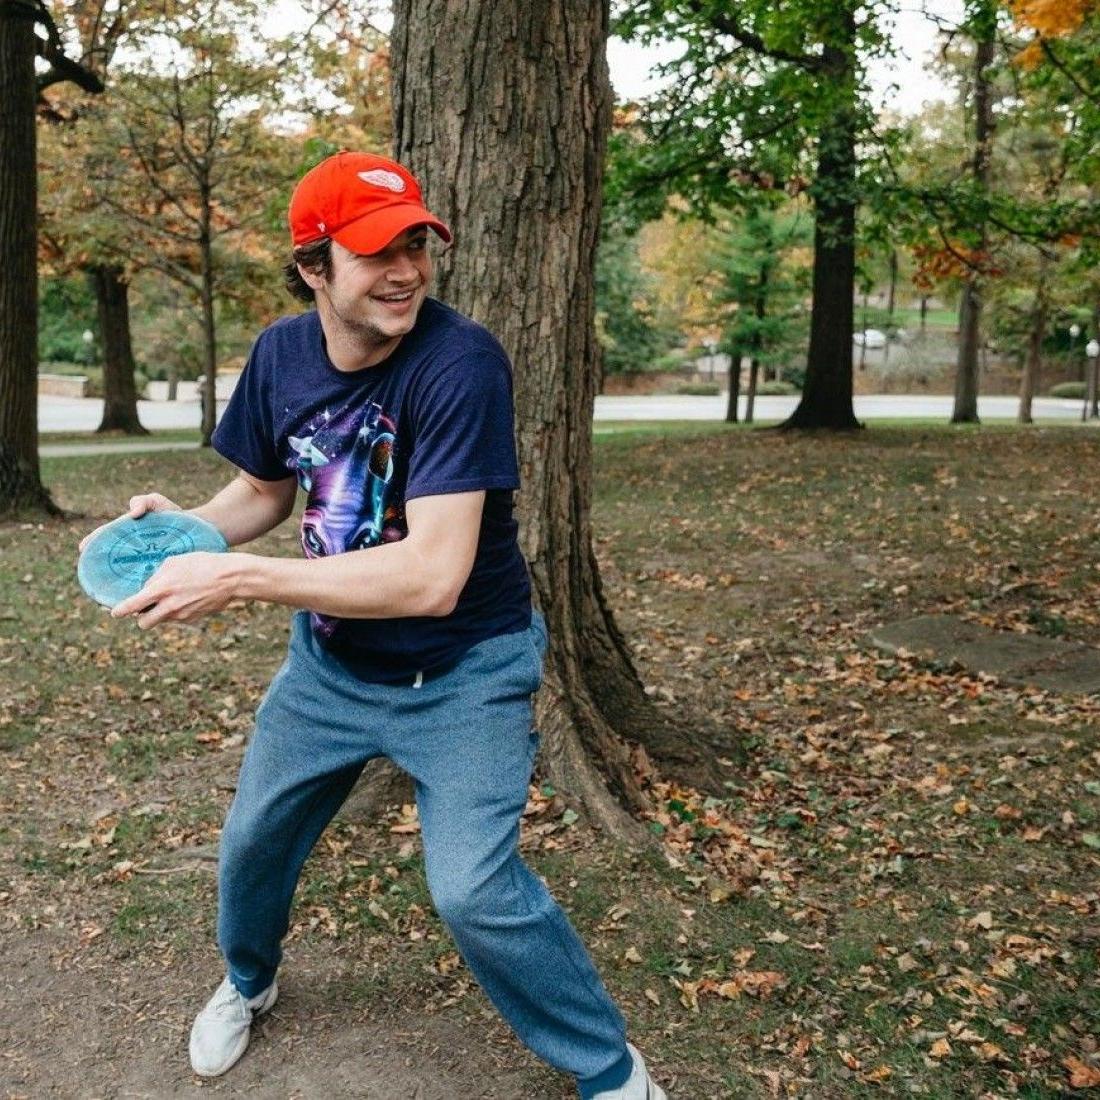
[868,614,1100,694]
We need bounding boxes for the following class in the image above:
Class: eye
[302,525,327,556]
[408,236,428,253]
[349,524,378,550]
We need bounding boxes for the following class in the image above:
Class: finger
[111,593,158,619]
[136,601,173,630]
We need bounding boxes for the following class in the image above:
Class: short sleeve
[404,351,520,500]
[211,340,288,481]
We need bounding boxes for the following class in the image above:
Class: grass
[39,427,202,445]
[2,425,1099,1097]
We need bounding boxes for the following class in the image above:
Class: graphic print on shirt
[286,398,407,637]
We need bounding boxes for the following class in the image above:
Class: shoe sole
[190,980,279,1078]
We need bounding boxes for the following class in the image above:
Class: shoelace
[211,985,247,1019]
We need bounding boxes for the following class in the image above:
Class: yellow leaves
[929,1038,953,1059]
[1012,0,1092,39]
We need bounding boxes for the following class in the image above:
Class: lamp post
[1084,338,1100,422]
[81,328,95,366]
[1070,323,1082,382]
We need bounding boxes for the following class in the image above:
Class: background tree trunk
[1018,260,1049,425]
[780,34,860,431]
[0,2,58,514]
[725,350,741,422]
[746,360,760,423]
[951,31,995,425]
[90,265,148,435]
[199,198,217,447]
[392,0,725,837]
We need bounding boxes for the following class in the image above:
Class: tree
[714,201,812,423]
[77,0,299,445]
[613,0,900,430]
[39,117,148,433]
[594,223,674,378]
[951,3,998,424]
[392,0,723,836]
[0,0,102,513]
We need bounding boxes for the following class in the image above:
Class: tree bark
[725,350,741,422]
[0,2,58,514]
[780,35,860,431]
[392,0,725,838]
[199,191,217,447]
[1018,255,1051,425]
[952,32,995,425]
[883,252,897,370]
[90,265,148,434]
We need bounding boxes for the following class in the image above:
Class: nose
[386,251,419,284]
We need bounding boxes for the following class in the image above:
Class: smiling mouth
[373,289,417,304]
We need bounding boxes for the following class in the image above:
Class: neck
[315,297,402,372]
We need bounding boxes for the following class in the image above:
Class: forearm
[232,540,456,619]
[190,474,294,547]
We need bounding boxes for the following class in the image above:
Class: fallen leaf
[1064,1055,1100,1088]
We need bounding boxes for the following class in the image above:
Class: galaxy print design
[285,398,407,637]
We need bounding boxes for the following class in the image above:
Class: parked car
[853,329,888,349]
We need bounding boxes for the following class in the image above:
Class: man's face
[311,227,433,346]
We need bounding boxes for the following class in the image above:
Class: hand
[110,551,245,629]
[78,493,183,553]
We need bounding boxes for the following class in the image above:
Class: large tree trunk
[952,31,995,425]
[0,2,58,514]
[90,265,148,435]
[780,37,860,431]
[392,0,723,837]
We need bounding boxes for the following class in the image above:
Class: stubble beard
[326,286,422,355]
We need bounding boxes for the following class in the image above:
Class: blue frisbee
[77,512,228,610]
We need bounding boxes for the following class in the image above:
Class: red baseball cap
[288,151,451,255]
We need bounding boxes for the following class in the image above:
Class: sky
[606,1,966,117]
[263,1,968,120]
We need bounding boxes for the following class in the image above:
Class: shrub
[676,383,720,396]
[1049,382,1086,399]
[755,380,799,396]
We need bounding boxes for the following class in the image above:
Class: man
[88,153,667,1100]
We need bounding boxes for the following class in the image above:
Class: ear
[297,262,326,292]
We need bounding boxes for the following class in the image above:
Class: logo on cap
[358,169,407,194]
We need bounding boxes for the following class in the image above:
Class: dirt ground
[3,425,1099,1099]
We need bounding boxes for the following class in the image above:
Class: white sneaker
[188,975,278,1077]
[589,1044,668,1100]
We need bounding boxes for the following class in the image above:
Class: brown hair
[283,237,333,303]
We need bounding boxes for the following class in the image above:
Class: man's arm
[190,472,297,547]
[79,472,297,554]
[110,490,485,628]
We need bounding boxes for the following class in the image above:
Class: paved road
[595,393,1091,422]
[38,392,1093,452]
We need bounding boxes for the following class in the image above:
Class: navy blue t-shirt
[211,297,532,681]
